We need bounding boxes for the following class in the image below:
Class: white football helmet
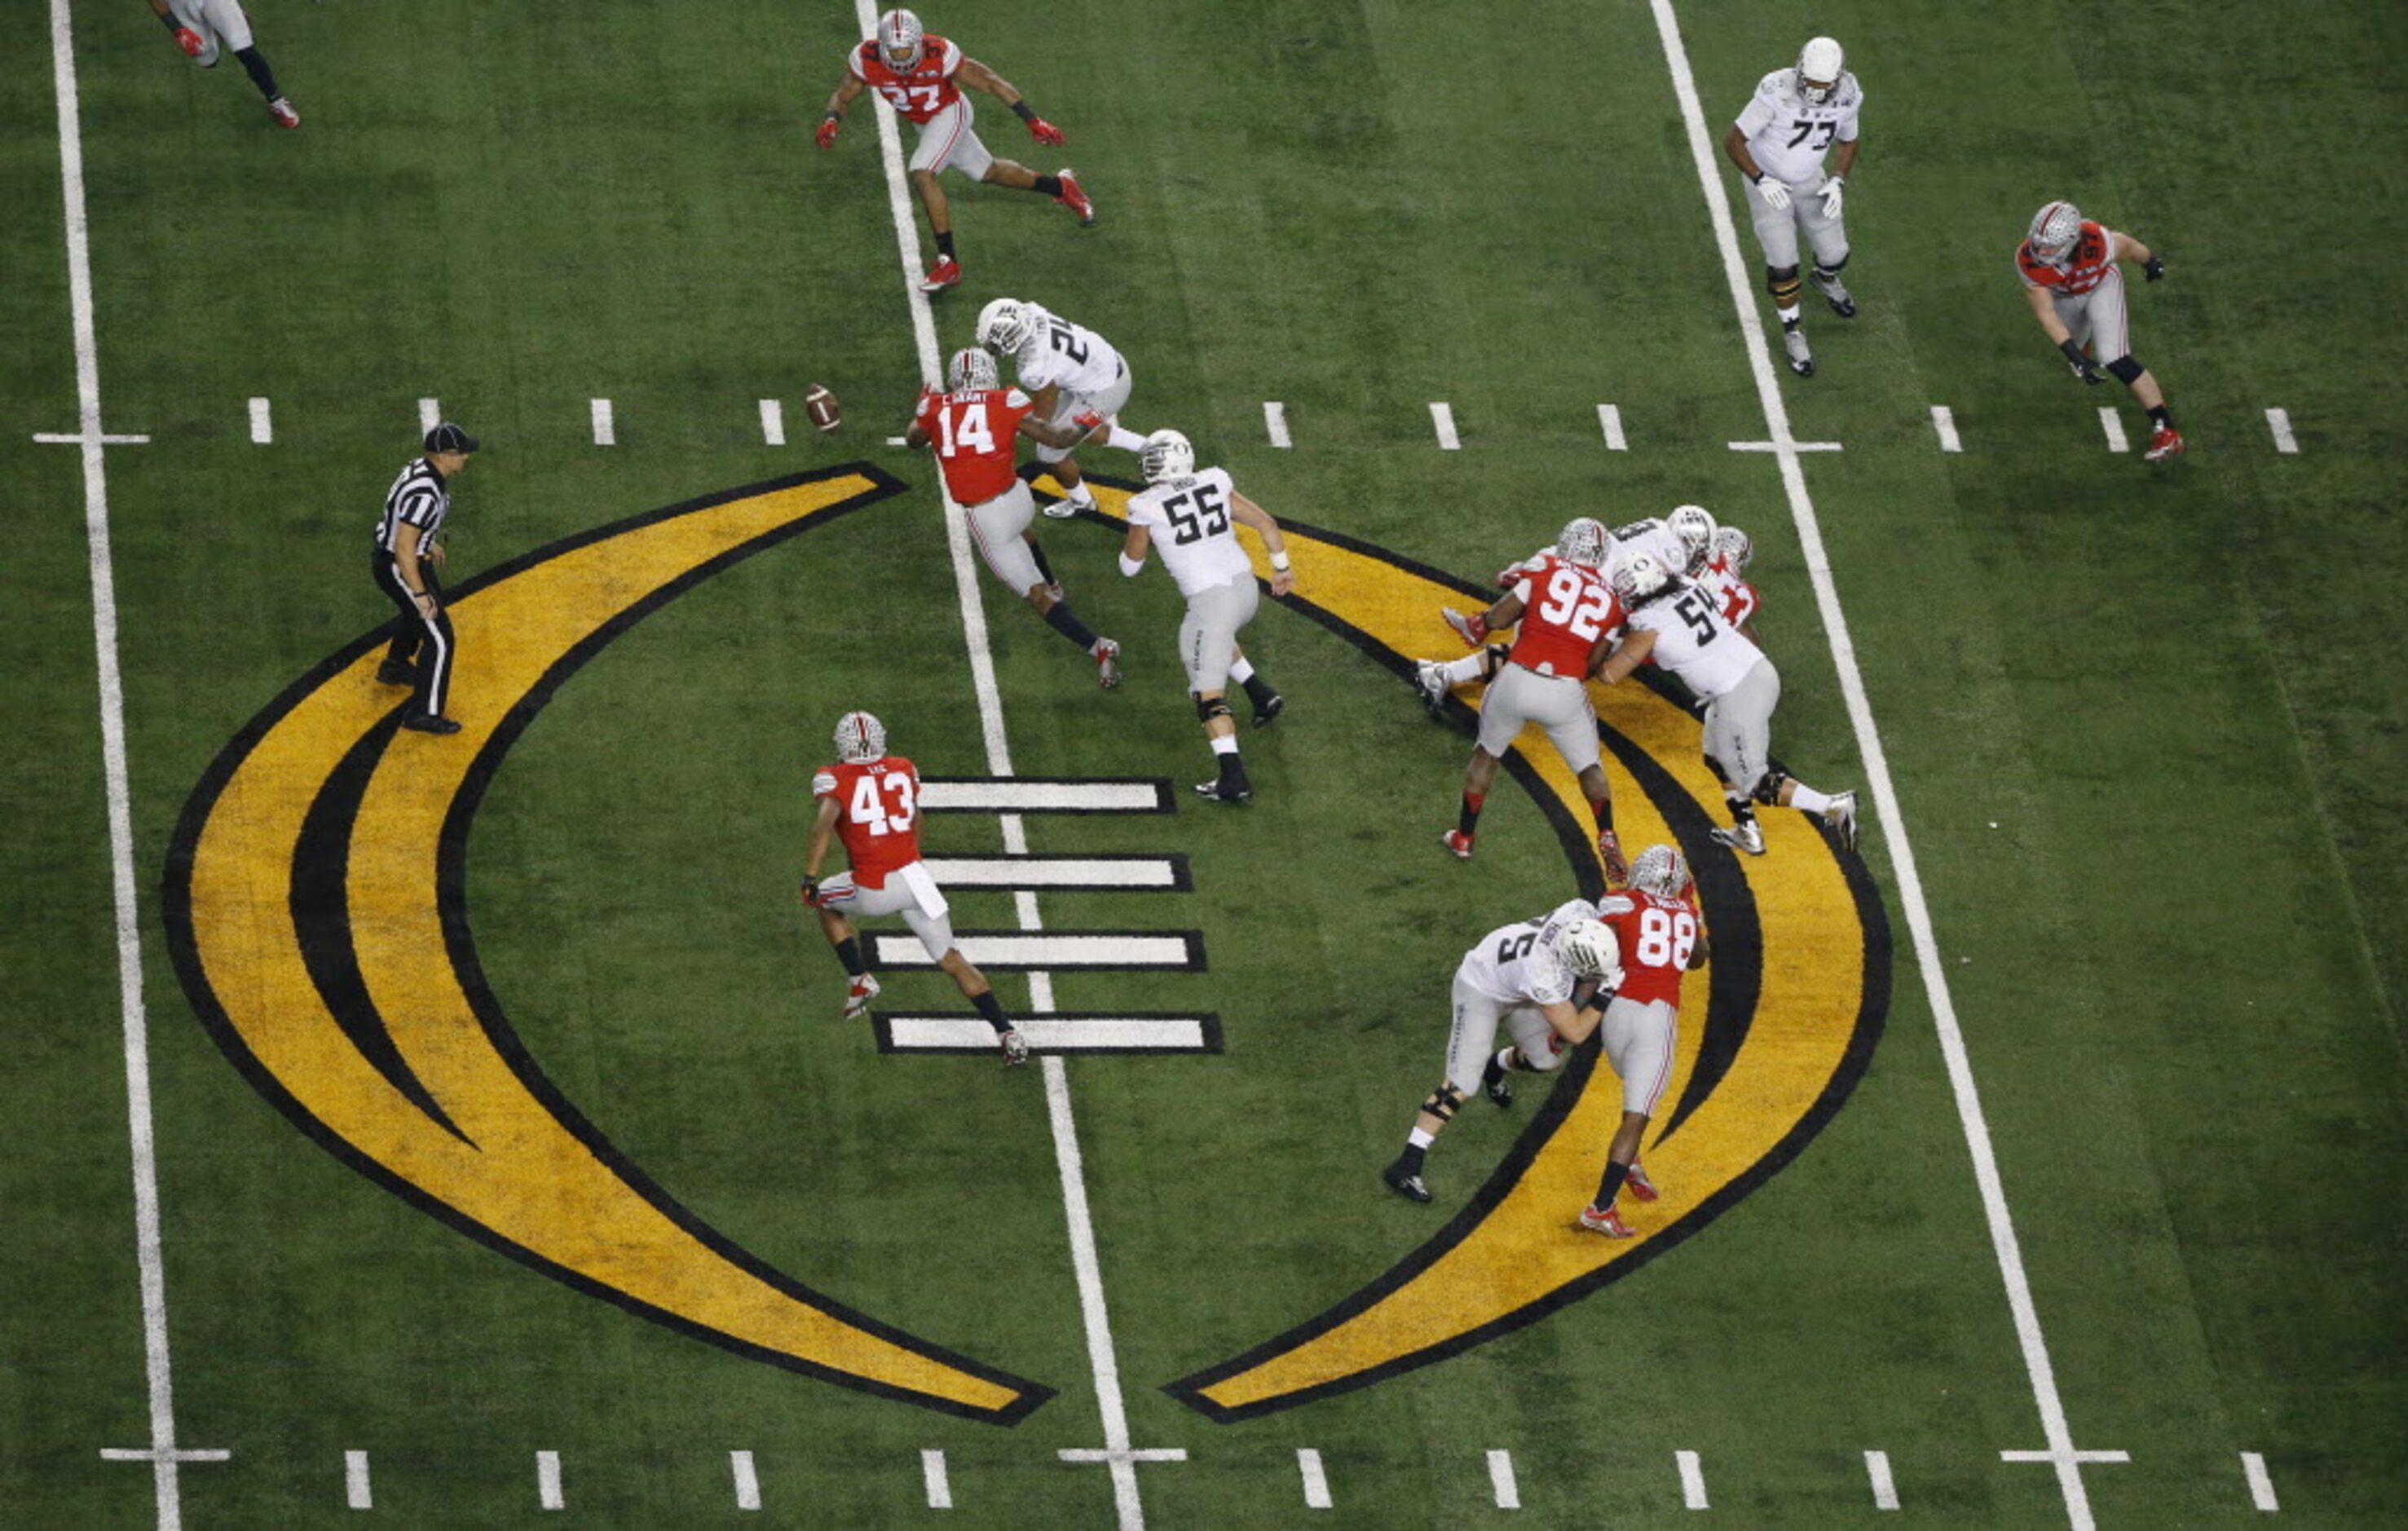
[2028,201,2083,267]
[974,298,1033,358]
[1555,517,1609,568]
[1630,844,1691,901]
[1796,37,1845,105]
[1140,428,1194,483]
[1713,525,1754,576]
[946,346,997,393]
[1668,505,1719,577]
[833,710,886,765]
[1559,920,1624,985]
[1611,552,1669,607]
[875,8,925,73]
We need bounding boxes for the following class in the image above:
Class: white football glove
[1818,175,1845,218]
[1757,177,1792,212]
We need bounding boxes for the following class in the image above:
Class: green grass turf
[1,0,2401,1525]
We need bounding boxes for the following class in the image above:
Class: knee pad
[1194,694,1234,724]
[2106,355,2144,385]
[1749,768,1792,806]
[1815,251,1850,278]
[1766,264,1802,301]
[1422,1085,1465,1123]
[1483,643,1511,681]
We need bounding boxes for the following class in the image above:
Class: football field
[4,2,2403,1526]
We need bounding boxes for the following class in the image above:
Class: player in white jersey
[1119,431,1295,803]
[976,298,1153,517]
[1381,900,1623,1203]
[1594,554,1859,855]
[1723,37,1862,377]
[1609,505,1718,583]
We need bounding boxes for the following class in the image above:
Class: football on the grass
[804,385,840,433]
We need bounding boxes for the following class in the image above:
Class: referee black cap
[423,421,481,455]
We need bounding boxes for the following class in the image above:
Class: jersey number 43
[849,772,918,836]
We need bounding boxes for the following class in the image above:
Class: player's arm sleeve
[1734,82,1778,138]
[845,46,869,82]
[811,770,839,797]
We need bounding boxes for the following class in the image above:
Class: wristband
[2058,338,2087,363]
[1010,99,1038,123]
[823,111,840,123]
[1118,552,1144,578]
[1748,170,1762,184]
[1268,551,1291,573]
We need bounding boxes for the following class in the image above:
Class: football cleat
[1624,1163,1660,1203]
[1413,660,1449,716]
[999,1027,1030,1067]
[1783,326,1815,377]
[1483,1052,1514,1108]
[1440,607,1488,648]
[1598,828,1631,889]
[1252,691,1285,728]
[1577,1202,1634,1238]
[1440,828,1475,861]
[1824,790,1859,851]
[1194,775,1251,805]
[1711,818,1767,855]
[842,973,881,1021]
[1813,271,1856,319]
[1092,638,1122,689]
[2144,426,2186,463]
[918,256,963,294]
[268,97,300,130]
[1054,169,1096,227]
[1381,1158,1433,1203]
[400,713,461,735]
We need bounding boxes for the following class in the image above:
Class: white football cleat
[1710,818,1766,855]
[1413,660,1449,715]
[1824,791,1859,851]
[1783,326,1815,377]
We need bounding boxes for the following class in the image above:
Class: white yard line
[919,779,1169,813]
[2239,1453,2278,1512]
[1264,400,1292,448]
[1598,404,1627,450]
[1676,1449,1709,1509]
[46,5,223,1526]
[917,855,1181,889]
[417,396,440,435]
[729,1449,761,1511]
[1864,1449,1899,1511]
[1930,405,1961,453]
[2264,408,2297,455]
[590,398,615,446]
[1647,3,2113,1526]
[1486,1449,1520,1510]
[1296,1449,1331,1509]
[536,1450,563,1511]
[2097,407,2128,453]
[849,5,1160,1524]
[921,1449,953,1509]
[1730,437,1841,452]
[884,1017,1212,1052]
[759,399,787,446]
[869,932,1197,968]
[1429,401,1460,449]
[248,396,272,444]
[345,1451,373,1511]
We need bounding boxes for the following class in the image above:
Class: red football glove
[1071,410,1105,434]
[174,26,206,57]
[799,875,823,907]
[815,117,841,150]
[1028,117,1066,147]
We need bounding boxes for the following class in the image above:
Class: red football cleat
[1053,169,1095,227]
[1440,607,1488,649]
[1623,1163,1660,1203]
[1598,829,1630,889]
[268,97,300,130]
[919,257,962,293]
[1577,1203,1634,1238]
[842,973,881,1021]
[2143,426,2185,462]
[1441,829,1475,861]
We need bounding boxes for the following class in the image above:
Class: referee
[373,422,478,735]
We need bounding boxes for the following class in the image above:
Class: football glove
[1072,409,1105,431]
[799,874,823,907]
[174,26,205,57]
[1757,177,1792,212]
[2060,338,2104,385]
[1028,117,1066,147]
[1817,175,1845,218]
[2142,255,2166,282]
[815,117,841,150]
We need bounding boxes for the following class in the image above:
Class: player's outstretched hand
[1029,117,1066,147]
[815,117,841,150]
[1270,570,1297,598]
[2142,255,2166,282]
[174,26,206,56]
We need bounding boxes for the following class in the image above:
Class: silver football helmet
[833,710,887,765]
[1555,517,1610,568]
[974,298,1033,358]
[2029,201,2083,267]
[1611,552,1669,607]
[1668,505,1719,577]
[1140,428,1195,483]
[876,8,925,72]
[1796,37,1845,105]
[1713,525,1754,576]
[1559,920,1625,984]
[1630,844,1691,901]
[946,346,997,393]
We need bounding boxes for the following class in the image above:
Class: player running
[2017,200,2185,462]
[906,347,1123,689]
[976,298,1151,518]
[1118,430,1292,804]
[148,0,298,128]
[816,8,1093,293]
[800,711,1029,1067]
[1595,554,1859,856]
[1381,899,1623,1204]
[1418,518,1631,885]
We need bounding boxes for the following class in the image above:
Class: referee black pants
[371,546,455,718]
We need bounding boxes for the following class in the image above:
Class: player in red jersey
[800,711,1028,1066]
[816,8,1094,293]
[2018,200,2182,461]
[905,348,1124,688]
[1701,524,1759,638]
[1547,844,1710,1237]
[1409,517,1630,885]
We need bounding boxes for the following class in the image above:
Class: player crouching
[800,711,1029,1066]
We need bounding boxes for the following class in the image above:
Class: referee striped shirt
[376,457,451,557]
